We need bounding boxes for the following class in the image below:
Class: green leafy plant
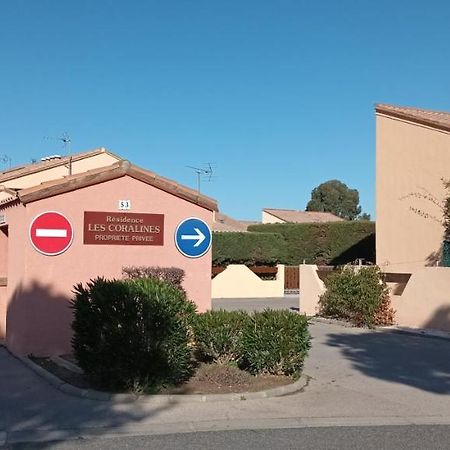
[306,179,362,220]
[71,277,197,392]
[122,266,185,289]
[443,180,450,239]
[247,222,375,265]
[212,231,286,266]
[319,266,394,327]
[239,310,311,378]
[193,310,251,365]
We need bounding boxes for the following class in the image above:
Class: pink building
[0,160,218,356]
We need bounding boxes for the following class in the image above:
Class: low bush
[71,277,197,392]
[319,265,394,327]
[192,309,311,378]
[239,310,311,378]
[122,266,185,289]
[193,310,251,364]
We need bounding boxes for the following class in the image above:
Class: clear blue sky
[1,1,450,220]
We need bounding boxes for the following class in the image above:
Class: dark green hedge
[247,221,375,265]
[212,222,375,266]
[71,277,196,393]
[212,232,286,266]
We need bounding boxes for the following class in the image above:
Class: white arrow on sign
[181,227,205,247]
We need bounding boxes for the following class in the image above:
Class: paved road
[212,295,299,312]
[1,320,450,447]
[5,426,450,450]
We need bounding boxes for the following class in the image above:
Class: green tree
[306,179,362,220]
[443,179,450,240]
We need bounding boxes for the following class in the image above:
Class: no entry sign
[29,211,74,256]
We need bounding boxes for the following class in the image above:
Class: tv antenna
[60,132,72,153]
[187,163,215,193]
[44,132,72,153]
[0,154,12,169]
[43,132,73,174]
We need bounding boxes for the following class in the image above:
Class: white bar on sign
[36,228,67,238]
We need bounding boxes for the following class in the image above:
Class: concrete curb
[4,415,450,446]
[310,317,357,328]
[376,325,450,341]
[311,317,450,341]
[51,355,84,374]
[17,354,310,404]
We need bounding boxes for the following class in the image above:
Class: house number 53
[118,200,131,210]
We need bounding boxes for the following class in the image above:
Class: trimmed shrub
[247,221,375,265]
[239,310,311,378]
[212,231,287,266]
[319,266,394,328]
[193,310,251,364]
[122,266,185,289]
[71,277,197,392]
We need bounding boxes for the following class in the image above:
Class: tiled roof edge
[13,160,218,212]
[375,104,450,133]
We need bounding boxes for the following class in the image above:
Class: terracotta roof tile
[376,104,450,132]
[263,208,343,223]
[0,160,218,212]
[0,147,120,183]
[212,212,259,232]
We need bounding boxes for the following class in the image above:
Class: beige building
[0,148,120,202]
[262,208,343,224]
[376,104,450,273]
[299,104,450,332]
[211,212,258,232]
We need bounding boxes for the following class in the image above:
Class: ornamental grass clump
[71,277,196,393]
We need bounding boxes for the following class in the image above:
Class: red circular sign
[29,212,74,256]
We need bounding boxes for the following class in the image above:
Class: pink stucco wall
[3,175,213,356]
[0,286,6,340]
[0,227,7,339]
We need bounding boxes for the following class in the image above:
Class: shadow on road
[326,331,450,394]
[1,279,179,446]
[424,305,450,333]
[1,345,178,447]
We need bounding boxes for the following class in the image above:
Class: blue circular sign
[175,217,212,258]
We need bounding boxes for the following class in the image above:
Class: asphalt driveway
[212,294,299,312]
[1,320,450,446]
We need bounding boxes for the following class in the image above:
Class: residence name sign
[84,211,164,246]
